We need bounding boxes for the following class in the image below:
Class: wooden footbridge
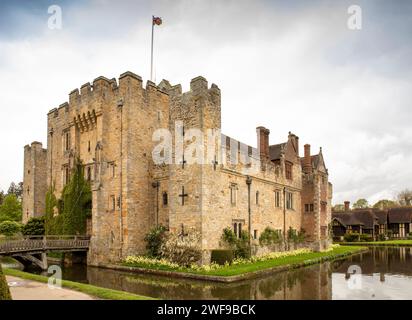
[0,235,90,270]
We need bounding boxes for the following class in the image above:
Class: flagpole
[150,15,154,82]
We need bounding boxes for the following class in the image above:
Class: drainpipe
[283,187,287,250]
[117,99,124,256]
[152,181,160,226]
[49,128,54,187]
[246,176,252,257]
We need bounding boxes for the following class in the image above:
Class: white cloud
[0,0,411,206]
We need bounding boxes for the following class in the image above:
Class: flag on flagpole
[153,16,162,26]
[151,16,163,81]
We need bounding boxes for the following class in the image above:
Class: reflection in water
[30,247,412,300]
[332,247,412,300]
[82,262,332,300]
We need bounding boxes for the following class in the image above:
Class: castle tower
[300,145,332,250]
[22,142,48,223]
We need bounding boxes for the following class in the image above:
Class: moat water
[26,247,412,300]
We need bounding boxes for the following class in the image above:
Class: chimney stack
[344,201,350,211]
[303,144,312,173]
[256,126,270,161]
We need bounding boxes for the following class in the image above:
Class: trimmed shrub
[343,232,360,242]
[144,225,167,257]
[359,233,373,242]
[22,217,45,236]
[211,250,234,265]
[0,264,12,300]
[0,221,22,236]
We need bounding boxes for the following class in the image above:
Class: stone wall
[23,70,333,266]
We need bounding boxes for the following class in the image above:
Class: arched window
[234,223,238,236]
[238,223,242,238]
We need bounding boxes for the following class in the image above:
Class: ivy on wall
[45,158,92,235]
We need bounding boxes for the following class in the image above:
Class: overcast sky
[0,0,411,205]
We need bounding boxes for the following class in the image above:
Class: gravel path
[6,275,95,300]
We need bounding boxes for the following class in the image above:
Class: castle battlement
[24,141,47,152]
[47,72,222,119]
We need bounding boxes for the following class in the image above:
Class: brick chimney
[303,144,312,173]
[344,201,350,211]
[256,126,270,161]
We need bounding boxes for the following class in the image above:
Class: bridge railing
[0,235,90,254]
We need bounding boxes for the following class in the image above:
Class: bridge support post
[41,253,48,271]
[15,253,48,271]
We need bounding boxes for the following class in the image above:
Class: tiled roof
[269,143,286,161]
[332,209,377,229]
[332,212,364,227]
[351,210,378,229]
[372,210,388,224]
[388,208,412,224]
[333,207,412,227]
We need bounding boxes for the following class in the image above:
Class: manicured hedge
[0,264,12,300]
[211,249,234,265]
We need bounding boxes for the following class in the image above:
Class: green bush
[0,264,12,300]
[377,233,387,241]
[221,227,238,247]
[0,221,22,236]
[236,231,251,259]
[221,228,250,259]
[0,194,22,223]
[259,227,282,246]
[22,217,45,236]
[359,233,373,242]
[287,227,306,244]
[344,232,360,242]
[211,250,234,265]
[144,225,167,257]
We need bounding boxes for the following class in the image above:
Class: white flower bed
[123,247,328,272]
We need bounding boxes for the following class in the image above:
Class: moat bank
[22,247,412,299]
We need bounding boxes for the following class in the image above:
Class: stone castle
[22,71,332,265]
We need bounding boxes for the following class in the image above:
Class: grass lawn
[3,268,155,300]
[340,240,412,246]
[123,245,367,277]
